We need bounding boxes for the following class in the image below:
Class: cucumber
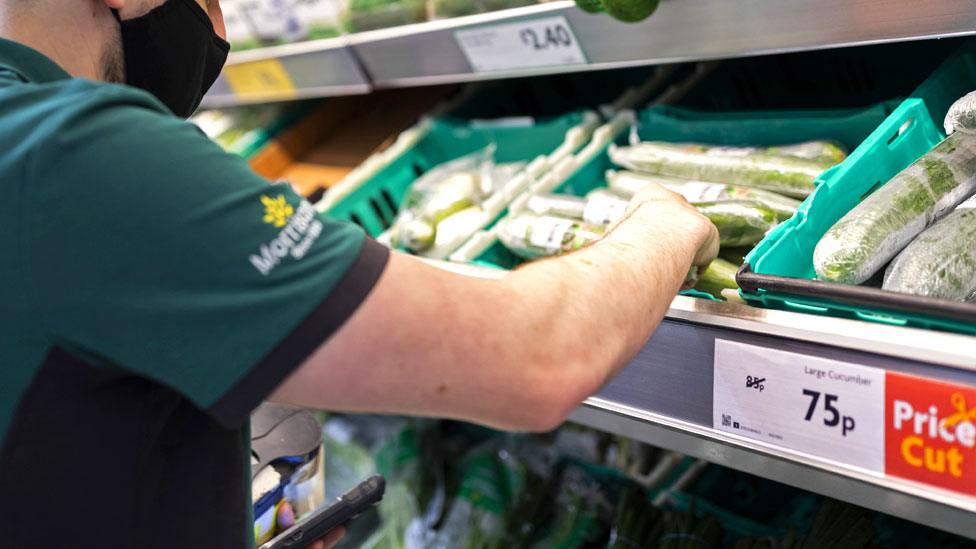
[767,140,848,168]
[945,90,976,136]
[607,170,800,221]
[497,215,604,259]
[525,192,629,226]
[814,133,976,284]
[882,208,976,301]
[695,258,740,298]
[609,142,828,199]
[696,200,778,247]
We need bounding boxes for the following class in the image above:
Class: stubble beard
[101,27,126,84]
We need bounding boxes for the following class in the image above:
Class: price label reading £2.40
[713,340,886,473]
[455,16,587,73]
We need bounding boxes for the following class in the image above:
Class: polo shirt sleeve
[25,84,389,428]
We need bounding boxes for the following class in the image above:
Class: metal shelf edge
[570,400,976,539]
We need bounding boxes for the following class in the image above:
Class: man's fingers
[693,223,721,268]
[319,526,346,549]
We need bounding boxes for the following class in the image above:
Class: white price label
[713,340,886,473]
[455,16,587,73]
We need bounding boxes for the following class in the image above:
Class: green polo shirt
[0,39,388,548]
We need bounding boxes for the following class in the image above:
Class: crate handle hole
[350,213,365,229]
[369,198,391,228]
[887,117,914,148]
[412,164,425,177]
[380,189,398,214]
[860,181,884,201]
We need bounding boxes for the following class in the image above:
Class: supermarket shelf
[352,0,976,88]
[202,0,976,106]
[423,259,976,538]
[573,296,976,539]
[201,38,371,108]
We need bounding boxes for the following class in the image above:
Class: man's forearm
[506,200,699,395]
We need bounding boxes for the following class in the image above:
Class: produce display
[497,214,606,259]
[607,171,801,222]
[882,202,976,301]
[191,105,286,156]
[574,0,660,23]
[608,140,846,199]
[320,415,969,548]
[389,147,526,256]
[814,92,976,296]
[221,0,343,51]
[489,136,840,299]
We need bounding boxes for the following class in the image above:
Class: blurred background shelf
[204,0,976,106]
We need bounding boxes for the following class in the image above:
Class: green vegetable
[695,258,740,298]
[600,0,658,22]
[497,215,605,259]
[574,0,604,13]
[609,142,828,199]
[607,486,663,548]
[814,132,976,284]
[696,200,778,247]
[524,192,629,226]
[766,140,848,168]
[607,170,800,221]
[883,207,976,301]
[659,508,722,549]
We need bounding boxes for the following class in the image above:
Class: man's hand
[276,501,345,549]
[618,182,720,272]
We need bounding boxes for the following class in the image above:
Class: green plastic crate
[322,112,595,239]
[739,41,976,335]
[459,103,893,303]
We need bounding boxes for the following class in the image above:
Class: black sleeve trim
[208,237,390,428]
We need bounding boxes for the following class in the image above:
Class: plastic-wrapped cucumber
[497,214,604,259]
[882,204,976,301]
[814,132,976,284]
[607,170,800,221]
[695,258,740,298]
[945,91,976,136]
[767,140,848,167]
[609,142,825,199]
[696,200,777,247]
[525,193,587,219]
[525,192,629,226]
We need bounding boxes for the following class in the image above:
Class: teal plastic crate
[739,42,976,335]
[461,104,893,288]
[322,112,594,239]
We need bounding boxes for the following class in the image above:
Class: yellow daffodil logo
[261,194,294,228]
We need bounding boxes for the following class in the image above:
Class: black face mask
[113,0,230,118]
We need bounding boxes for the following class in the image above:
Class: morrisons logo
[250,195,323,276]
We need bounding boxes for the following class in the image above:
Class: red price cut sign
[886,372,976,494]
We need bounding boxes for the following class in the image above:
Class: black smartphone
[259,475,386,549]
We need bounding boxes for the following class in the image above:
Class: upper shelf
[202,0,976,107]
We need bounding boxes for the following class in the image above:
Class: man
[0,0,718,547]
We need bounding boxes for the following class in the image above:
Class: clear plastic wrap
[497,215,605,259]
[695,200,778,247]
[389,146,525,254]
[882,206,976,301]
[525,192,629,227]
[608,141,829,199]
[606,170,800,221]
[814,132,976,284]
